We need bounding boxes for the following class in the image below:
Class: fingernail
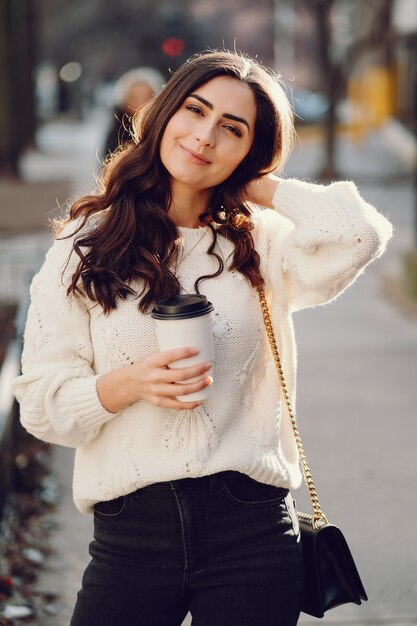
[206,376,213,385]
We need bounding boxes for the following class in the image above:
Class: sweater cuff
[57,375,118,432]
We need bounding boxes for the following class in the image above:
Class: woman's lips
[180,145,211,165]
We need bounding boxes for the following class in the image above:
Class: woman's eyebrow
[188,93,250,130]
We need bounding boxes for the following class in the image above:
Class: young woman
[13,50,392,626]
[102,66,165,156]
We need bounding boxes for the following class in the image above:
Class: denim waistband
[131,470,243,494]
[128,470,288,493]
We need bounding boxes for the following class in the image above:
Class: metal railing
[0,240,46,520]
[0,291,29,518]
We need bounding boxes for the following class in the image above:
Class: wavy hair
[58,50,295,313]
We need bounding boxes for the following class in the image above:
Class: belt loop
[210,471,227,492]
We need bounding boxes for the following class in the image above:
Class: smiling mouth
[180,145,212,165]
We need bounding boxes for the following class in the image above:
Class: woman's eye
[225,125,242,138]
[186,105,202,115]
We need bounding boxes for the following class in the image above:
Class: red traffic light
[162,37,185,57]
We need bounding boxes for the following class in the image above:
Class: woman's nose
[194,121,215,146]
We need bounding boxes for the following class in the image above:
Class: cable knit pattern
[13,178,393,514]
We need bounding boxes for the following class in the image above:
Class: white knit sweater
[13,179,393,514]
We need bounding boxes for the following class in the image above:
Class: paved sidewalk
[5,114,417,624]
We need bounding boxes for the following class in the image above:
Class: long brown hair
[59,50,295,313]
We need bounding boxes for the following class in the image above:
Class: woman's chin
[170,173,213,190]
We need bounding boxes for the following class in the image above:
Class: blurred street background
[1,1,417,624]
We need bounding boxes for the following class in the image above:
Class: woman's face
[124,82,154,112]
[160,76,256,192]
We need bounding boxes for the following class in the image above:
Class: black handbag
[258,288,368,618]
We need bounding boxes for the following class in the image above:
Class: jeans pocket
[222,473,289,507]
[93,495,127,519]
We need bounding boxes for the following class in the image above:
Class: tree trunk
[321,64,343,180]
[0,0,36,177]
[314,0,340,180]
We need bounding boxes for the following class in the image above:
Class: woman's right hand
[97,347,213,413]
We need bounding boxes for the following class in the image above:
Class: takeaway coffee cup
[151,294,214,401]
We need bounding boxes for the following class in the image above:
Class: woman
[102,66,165,156]
[13,50,392,626]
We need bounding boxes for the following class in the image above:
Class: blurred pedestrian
[102,66,164,156]
[13,50,392,626]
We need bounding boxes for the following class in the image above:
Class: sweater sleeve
[267,178,393,312]
[12,225,117,448]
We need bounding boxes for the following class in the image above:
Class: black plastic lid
[151,294,214,320]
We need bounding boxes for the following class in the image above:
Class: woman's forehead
[187,76,256,121]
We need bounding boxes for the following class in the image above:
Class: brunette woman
[13,50,392,626]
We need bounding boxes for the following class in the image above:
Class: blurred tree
[0,0,36,176]
[276,0,394,179]
[308,0,394,179]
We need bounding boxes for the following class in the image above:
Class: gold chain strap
[257,288,328,529]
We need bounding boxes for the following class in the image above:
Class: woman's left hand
[245,174,280,209]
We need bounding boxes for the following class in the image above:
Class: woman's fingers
[148,375,213,410]
[245,174,279,208]
[159,361,212,383]
[128,349,213,410]
[151,347,199,367]
[152,375,212,398]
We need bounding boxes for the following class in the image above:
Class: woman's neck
[168,183,212,228]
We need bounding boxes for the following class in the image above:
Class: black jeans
[70,471,303,626]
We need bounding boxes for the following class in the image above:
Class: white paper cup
[151,294,214,401]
